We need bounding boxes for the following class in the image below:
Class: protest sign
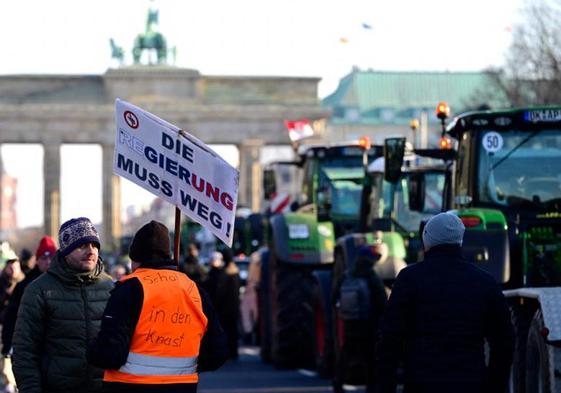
[113,99,239,247]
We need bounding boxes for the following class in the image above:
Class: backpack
[338,272,371,321]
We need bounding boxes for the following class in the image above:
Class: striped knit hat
[58,217,100,256]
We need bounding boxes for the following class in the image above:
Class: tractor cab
[445,107,561,288]
[364,137,454,264]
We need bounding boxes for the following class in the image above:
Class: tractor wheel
[258,249,272,362]
[271,264,316,369]
[313,270,334,378]
[525,309,561,393]
[510,303,534,393]
[331,249,347,383]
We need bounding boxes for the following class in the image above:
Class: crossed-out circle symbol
[124,111,139,129]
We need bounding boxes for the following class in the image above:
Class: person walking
[2,236,57,356]
[87,220,228,393]
[182,243,208,286]
[332,245,387,393]
[376,212,514,393]
[204,249,241,360]
[1,236,57,393]
[0,258,25,322]
[217,248,241,360]
[17,249,34,275]
[12,218,113,393]
[0,257,24,393]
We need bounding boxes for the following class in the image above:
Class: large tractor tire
[312,270,334,378]
[510,303,535,393]
[525,309,561,393]
[258,249,272,362]
[271,264,317,369]
[331,248,346,382]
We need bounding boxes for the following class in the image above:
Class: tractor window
[365,172,387,223]
[300,160,316,206]
[477,129,561,208]
[394,173,445,232]
[322,166,364,218]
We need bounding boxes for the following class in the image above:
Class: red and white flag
[284,119,314,142]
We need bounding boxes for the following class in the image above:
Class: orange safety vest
[104,268,208,384]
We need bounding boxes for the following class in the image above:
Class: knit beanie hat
[129,221,173,265]
[59,217,100,256]
[221,247,233,264]
[422,212,465,250]
[35,236,57,258]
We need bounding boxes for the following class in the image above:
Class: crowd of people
[0,212,514,393]
[0,217,240,393]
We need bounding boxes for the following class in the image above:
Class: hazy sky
[1,0,525,229]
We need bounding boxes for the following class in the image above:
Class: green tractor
[399,104,561,393]
[329,138,453,384]
[258,139,383,369]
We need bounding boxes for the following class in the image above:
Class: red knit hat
[35,236,57,259]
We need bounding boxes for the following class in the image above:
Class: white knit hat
[422,212,465,250]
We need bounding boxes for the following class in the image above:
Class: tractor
[258,139,383,370]
[393,103,561,393]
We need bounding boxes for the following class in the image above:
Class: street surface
[198,346,403,393]
[199,346,332,393]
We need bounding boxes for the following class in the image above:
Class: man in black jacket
[376,212,514,393]
[88,221,228,393]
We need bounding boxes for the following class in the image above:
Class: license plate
[288,224,309,239]
[525,109,561,122]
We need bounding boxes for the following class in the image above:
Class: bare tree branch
[471,0,561,106]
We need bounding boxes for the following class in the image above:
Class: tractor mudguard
[454,208,510,284]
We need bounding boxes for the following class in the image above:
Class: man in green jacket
[12,217,113,393]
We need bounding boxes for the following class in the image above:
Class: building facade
[322,68,508,147]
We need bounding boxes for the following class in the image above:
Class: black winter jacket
[12,251,113,393]
[87,266,228,393]
[376,244,514,393]
[1,265,43,355]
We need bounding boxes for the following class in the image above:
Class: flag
[284,119,314,142]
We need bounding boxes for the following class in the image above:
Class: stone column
[102,144,121,252]
[43,143,61,237]
[238,139,263,211]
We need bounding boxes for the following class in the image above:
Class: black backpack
[338,273,371,321]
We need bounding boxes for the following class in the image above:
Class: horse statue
[132,7,168,64]
[109,38,125,65]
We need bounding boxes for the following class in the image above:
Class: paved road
[198,345,404,393]
[198,346,336,393]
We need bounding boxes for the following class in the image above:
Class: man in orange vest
[88,220,228,393]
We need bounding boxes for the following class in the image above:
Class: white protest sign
[113,99,239,247]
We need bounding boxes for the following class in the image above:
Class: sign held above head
[113,99,239,248]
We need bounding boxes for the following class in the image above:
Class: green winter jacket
[12,250,113,393]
